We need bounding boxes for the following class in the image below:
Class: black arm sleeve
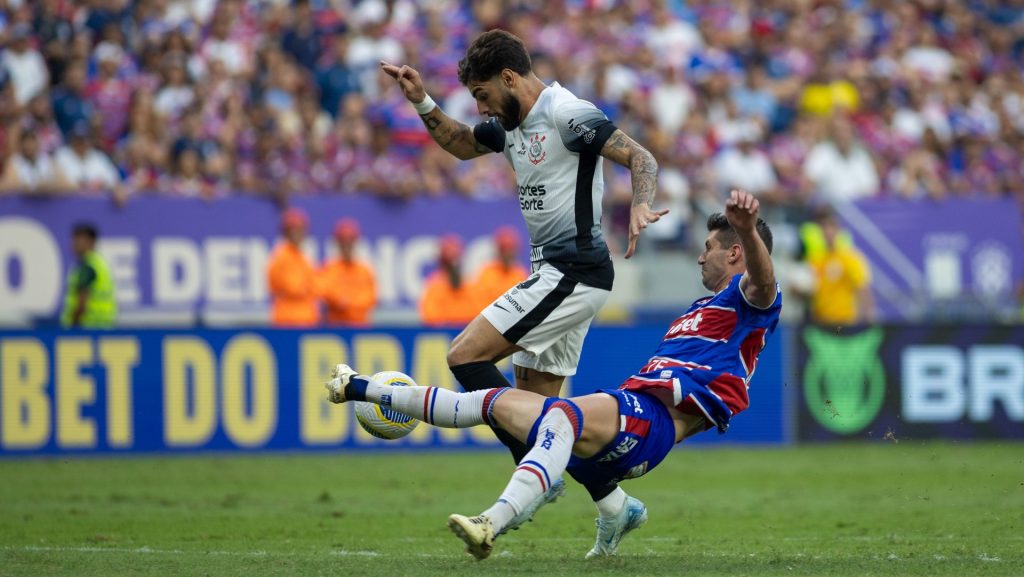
[472,118,505,153]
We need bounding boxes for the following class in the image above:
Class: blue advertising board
[0,325,787,456]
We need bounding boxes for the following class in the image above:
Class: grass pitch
[1,443,1021,577]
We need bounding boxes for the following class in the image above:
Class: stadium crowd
[1,0,1022,249]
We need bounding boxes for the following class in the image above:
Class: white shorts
[481,261,610,377]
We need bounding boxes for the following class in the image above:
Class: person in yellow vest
[420,234,479,327]
[319,218,377,326]
[267,208,320,327]
[803,209,875,326]
[473,226,529,311]
[61,222,117,328]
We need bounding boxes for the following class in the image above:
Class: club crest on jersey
[529,133,547,165]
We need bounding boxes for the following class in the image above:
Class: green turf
[0,443,1021,577]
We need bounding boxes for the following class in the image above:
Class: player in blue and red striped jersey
[326,190,781,560]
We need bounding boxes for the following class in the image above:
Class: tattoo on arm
[602,130,659,207]
[418,109,483,160]
[421,115,440,130]
[630,148,659,208]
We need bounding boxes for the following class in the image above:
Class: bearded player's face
[470,77,523,131]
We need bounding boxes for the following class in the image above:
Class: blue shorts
[528,389,677,487]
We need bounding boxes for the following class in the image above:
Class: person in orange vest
[420,234,479,327]
[267,207,319,327]
[319,218,377,326]
[473,226,529,310]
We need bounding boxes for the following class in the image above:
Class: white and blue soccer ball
[353,371,421,440]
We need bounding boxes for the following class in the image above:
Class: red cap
[281,207,309,230]
[494,226,520,252]
[333,218,360,241]
[439,234,463,264]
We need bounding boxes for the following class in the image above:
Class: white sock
[364,384,506,428]
[484,405,576,533]
[594,486,627,518]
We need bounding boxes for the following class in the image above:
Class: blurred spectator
[902,27,955,84]
[266,208,319,327]
[799,60,860,118]
[347,0,405,98]
[116,91,167,192]
[153,52,194,123]
[85,42,132,151]
[2,24,49,106]
[23,93,64,157]
[53,122,121,194]
[319,218,377,326]
[800,209,875,326]
[279,94,332,146]
[51,60,93,136]
[420,234,478,327]
[731,65,778,128]
[34,0,75,83]
[713,129,779,201]
[280,0,322,72]
[473,227,528,309]
[0,131,70,194]
[316,33,361,119]
[803,116,880,202]
[158,146,217,199]
[195,6,251,79]
[649,63,695,135]
[61,222,117,328]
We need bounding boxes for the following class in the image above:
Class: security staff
[61,222,117,328]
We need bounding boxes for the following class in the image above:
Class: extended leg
[448,399,582,560]
[325,365,507,429]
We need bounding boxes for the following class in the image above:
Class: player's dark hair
[72,222,98,241]
[706,212,773,255]
[457,29,532,86]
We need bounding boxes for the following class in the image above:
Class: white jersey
[473,83,617,289]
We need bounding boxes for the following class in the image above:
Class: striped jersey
[621,274,782,430]
[473,83,618,289]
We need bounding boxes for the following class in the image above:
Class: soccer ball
[353,371,421,440]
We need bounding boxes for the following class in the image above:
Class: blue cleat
[585,495,647,558]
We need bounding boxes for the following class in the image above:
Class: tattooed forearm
[418,108,483,160]
[600,129,659,205]
[630,148,659,207]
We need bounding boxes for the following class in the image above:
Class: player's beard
[497,91,523,130]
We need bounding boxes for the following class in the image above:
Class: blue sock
[344,376,370,401]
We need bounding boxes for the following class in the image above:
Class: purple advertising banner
[0,197,526,320]
[838,198,1023,320]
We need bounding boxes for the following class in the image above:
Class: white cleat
[447,514,495,560]
[585,495,648,559]
[498,477,566,536]
[324,364,359,404]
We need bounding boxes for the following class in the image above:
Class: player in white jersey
[381,29,667,531]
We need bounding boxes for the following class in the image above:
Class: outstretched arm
[380,61,493,160]
[726,189,777,309]
[599,129,668,258]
